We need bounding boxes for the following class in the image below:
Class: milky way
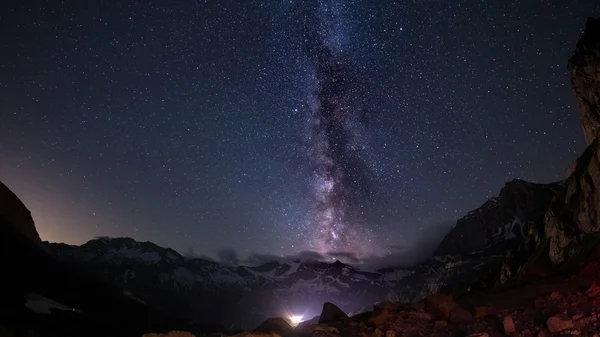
[302,0,375,256]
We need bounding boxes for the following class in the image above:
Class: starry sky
[1,0,599,263]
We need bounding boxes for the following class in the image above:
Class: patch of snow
[105,246,162,264]
[382,269,412,283]
[25,293,80,314]
[491,218,529,242]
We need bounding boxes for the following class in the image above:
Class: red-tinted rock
[376,301,401,312]
[503,316,516,334]
[449,307,475,325]
[587,283,600,298]
[408,311,432,321]
[537,330,550,337]
[580,261,600,278]
[434,320,447,330]
[411,300,426,311]
[425,294,456,320]
[547,314,574,333]
[368,308,389,326]
[474,306,500,319]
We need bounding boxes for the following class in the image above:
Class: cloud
[326,251,360,264]
[216,248,239,266]
[212,220,455,269]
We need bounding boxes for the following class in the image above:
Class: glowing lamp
[290,315,303,326]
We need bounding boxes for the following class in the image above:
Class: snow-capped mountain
[45,237,402,328]
[43,179,562,329]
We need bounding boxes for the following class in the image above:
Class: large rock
[318,302,348,324]
[568,17,600,145]
[449,306,475,325]
[0,181,42,247]
[546,314,574,333]
[425,294,455,320]
[545,17,600,264]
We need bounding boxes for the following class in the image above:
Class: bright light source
[290,315,303,325]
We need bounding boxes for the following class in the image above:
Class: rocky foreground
[147,245,600,337]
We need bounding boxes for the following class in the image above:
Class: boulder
[425,294,456,320]
[367,307,389,326]
[449,307,475,325]
[408,311,432,321]
[547,314,574,333]
[587,283,600,298]
[253,317,293,335]
[474,306,500,319]
[503,316,516,334]
[434,320,447,330]
[318,302,349,324]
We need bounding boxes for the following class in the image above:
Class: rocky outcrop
[545,140,600,263]
[545,17,600,264]
[318,302,349,325]
[568,17,600,144]
[0,181,42,247]
[434,179,561,257]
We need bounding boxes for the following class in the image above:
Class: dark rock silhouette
[318,302,349,324]
[0,181,42,248]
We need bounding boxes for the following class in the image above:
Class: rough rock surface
[0,181,42,247]
[568,17,600,145]
[425,294,456,320]
[546,17,600,264]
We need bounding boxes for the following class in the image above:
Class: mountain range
[39,179,561,329]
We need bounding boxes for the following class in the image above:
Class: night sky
[1,0,599,264]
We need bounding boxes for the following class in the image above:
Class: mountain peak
[434,180,561,257]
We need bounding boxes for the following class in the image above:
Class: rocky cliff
[568,17,600,145]
[545,17,600,264]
